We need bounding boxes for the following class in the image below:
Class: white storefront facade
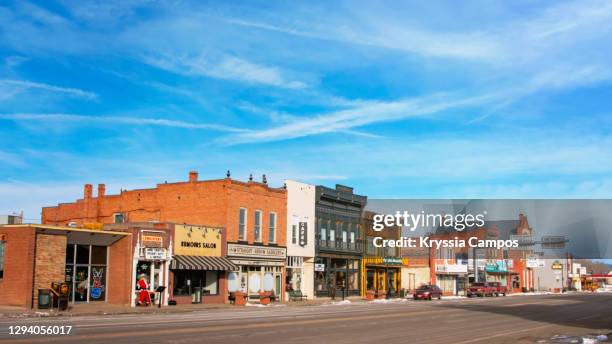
[285,180,316,300]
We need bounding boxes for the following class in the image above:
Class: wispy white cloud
[143,54,307,89]
[0,79,98,100]
[0,113,250,133]
[223,92,498,143]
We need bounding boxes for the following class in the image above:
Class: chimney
[84,184,93,199]
[189,171,198,182]
[98,184,106,198]
[262,174,267,184]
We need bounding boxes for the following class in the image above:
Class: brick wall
[107,235,133,305]
[0,226,36,308]
[33,234,67,309]
[41,174,288,248]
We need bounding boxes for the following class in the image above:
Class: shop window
[254,210,262,242]
[76,245,90,264]
[268,212,277,243]
[228,271,239,292]
[91,246,107,265]
[342,230,347,243]
[329,229,335,242]
[0,240,4,279]
[239,208,247,240]
[66,244,74,264]
[320,227,326,243]
[292,224,297,244]
[204,271,219,294]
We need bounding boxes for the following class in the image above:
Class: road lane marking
[452,323,555,343]
[1,308,450,343]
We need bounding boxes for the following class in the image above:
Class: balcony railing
[317,239,363,252]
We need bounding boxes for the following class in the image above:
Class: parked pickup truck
[467,282,495,297]
[487,282,508,296]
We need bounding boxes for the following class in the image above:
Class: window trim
[254,210,262,242]
[113,213,125,224]
[268,212,277,244]
[239,208,248,241]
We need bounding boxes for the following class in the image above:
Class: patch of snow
[245,303,268,307]
[324,300,351,306]
[370,298,408,303]
[441,296,466,300]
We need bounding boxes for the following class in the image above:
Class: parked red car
[467,282,495,297]
[487,282,508,296]
[413,285,443,300]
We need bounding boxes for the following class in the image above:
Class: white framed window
[113,213,125,224]
[350,231,355,244]
[254,210,262,242]
[268,212,277,243]
[320,227,327,242]
[239,208,247,241]
[329,229,335,242]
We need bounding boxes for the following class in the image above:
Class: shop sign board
[551,260,564,270]
[227,243,286,260]
[314,263,325,272]
[527,259,545,268]
[485,260,508,273]
[299,222,308,247]
[436,264,468,274]
[141,233,163,248]
[174,225,222,257]
[145,247,167,260]
[383,257,403,265]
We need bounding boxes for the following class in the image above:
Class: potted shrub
[366,290,376,301]
[377,290,387,299]
[259,291,272,305]
[233,291,247,306]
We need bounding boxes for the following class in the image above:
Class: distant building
[0,213,22,225]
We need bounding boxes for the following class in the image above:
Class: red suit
[138,277,151,305]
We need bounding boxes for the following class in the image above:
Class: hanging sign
[299,222,308,247]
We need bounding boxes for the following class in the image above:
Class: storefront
[131,227,172,306]
[434,263,468,295]
[169,225,237,304]
[227,243,286,301]
[361,257,407,297]
[0,224,131,309]
[314,254,361,297]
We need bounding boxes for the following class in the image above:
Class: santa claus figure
[137,274,151,306]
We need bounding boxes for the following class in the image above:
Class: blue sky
[1,0,612,221]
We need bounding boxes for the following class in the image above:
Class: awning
[170,255,238,271]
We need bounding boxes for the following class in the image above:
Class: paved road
[0,293,610,343]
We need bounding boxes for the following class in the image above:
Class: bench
[289,290,307,301]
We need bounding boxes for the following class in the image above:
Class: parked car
[487,282,508,296]
[467,282,495,297]
[413,285,443,300]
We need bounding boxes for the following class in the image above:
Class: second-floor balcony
[317,239,363,253]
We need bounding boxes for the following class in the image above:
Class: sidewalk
[0,296,367,318]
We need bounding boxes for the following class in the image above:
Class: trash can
[38,289,51,309]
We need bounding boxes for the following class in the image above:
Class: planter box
[366,290,375,301]
[377,291,387,299]
[234,292,247,306]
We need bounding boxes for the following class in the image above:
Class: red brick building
[42,171,288,301]
[0,224,131,309]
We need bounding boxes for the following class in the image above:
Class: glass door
[73,266,89,302]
